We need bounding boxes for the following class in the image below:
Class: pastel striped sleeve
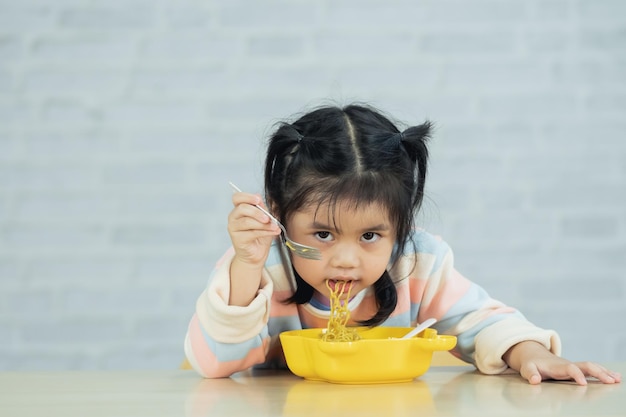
[408,231,561,374]
[184,249,273,378]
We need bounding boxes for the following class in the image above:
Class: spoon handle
[402,318,437,339]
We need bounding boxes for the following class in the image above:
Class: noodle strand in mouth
[321,280,360,342]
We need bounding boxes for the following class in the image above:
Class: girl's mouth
[327,279,354,294]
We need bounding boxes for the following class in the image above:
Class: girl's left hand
[504,341,622,385]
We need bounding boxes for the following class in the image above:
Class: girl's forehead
[299,198,391,222]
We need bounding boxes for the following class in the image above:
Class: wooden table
[0,363,623,416]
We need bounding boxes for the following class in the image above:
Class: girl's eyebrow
[309,221,331,229]
[309,221,391,232]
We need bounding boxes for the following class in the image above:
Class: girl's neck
[310,291,331,309]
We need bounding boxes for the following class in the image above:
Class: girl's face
[286,199,396,300]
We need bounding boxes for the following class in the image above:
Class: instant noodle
[321,280,360,342]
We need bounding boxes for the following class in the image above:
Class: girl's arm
[409,231,560,373]
[184,249,274,378]
[227,190,280,306]
[184,188,286,378]
[411,231,621,385]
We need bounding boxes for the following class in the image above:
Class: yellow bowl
[279,326,457,384]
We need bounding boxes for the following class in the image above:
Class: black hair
[264,103,431,326]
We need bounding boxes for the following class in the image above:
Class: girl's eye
[315,231,333,242]
[362,232,380,242]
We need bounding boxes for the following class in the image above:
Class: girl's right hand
[227,191,281,267]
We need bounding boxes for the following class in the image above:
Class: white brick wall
[1,0,625,370]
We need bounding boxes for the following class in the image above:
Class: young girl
[184,104,621,385]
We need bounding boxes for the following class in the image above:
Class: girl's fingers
[227,191,280,263]
[519,362,542,385]
[531,361,622,385]
[231,191,264,209]
[227,204,281,257]
[231,200,275,226]
[610,371,622,383]
[541,363,588,385]
[230,214,278,234]
[569,365,589,386]
[576,362,621,384]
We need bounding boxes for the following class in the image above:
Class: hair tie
[392,131,404,148]
[289,124,303,142]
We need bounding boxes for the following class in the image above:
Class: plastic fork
[228,182,322,260]
[401,318,437,339]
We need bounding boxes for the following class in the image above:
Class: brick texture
[1,0,625,370]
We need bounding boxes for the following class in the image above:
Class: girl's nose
[329,242,360,269]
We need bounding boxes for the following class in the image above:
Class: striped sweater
[184,230,561,378]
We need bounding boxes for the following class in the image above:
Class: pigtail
[399,122,432,210]
[357,271,397,327]
[264,123,303,214]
